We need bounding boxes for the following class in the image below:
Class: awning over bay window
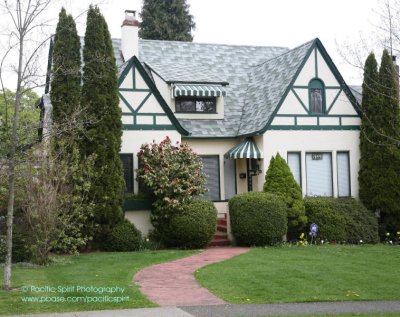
[173,84,227,97]
[224,138,263,159]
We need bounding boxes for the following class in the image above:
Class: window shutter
[287,152,301,185]
[337,152,350,197]
[201,156,220,201]
[306,153,332,196]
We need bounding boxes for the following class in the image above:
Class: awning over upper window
[173,84,227,97]
[224,138,263,159]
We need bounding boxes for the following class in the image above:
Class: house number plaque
[311,153,323,160]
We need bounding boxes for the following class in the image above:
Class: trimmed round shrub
[162,198,217,249]
[229,192,287,246]
[304,197,378,243]
[103,219,142,252]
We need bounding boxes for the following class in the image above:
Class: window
[309,79,325,114]
[287,152,301,185]
[137,157,153,196]
[224,158,236,200]
[200,156,220,201]
[337,152,351,197]
[306,152,332,196]
[119,154,134,193]
[176,97,216,113]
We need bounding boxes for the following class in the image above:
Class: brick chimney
[121,10,140,61]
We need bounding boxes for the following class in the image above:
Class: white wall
[260,130,360,197]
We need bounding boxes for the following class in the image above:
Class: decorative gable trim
[257,38,361,135]
[118,56,189,136]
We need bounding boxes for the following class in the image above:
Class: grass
[195,245,400,304]
[0,250,196,316]
[262,314,400,317]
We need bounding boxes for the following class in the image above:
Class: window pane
[224,158,236,200]
[288,152,301,185]
[176,100,195,112]
[311,88,323,113]
[119,154,133,193]
[176,98,216,113]
[337,152,350,197]
[201,156,220,201]
[306,153,332,196]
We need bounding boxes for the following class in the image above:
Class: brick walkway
[134,247,250,306]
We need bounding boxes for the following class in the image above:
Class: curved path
[134,247,250,306]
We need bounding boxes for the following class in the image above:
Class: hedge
[304,197,379,243]
[229,192,287,246]
[103,219,142,252]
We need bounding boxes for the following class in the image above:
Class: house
[42,10,363,239]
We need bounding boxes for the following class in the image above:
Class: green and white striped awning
[173,84,227,97]
[224,138,263,159]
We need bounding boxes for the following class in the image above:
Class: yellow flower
[386,232,390,236]
[300,233,304,239]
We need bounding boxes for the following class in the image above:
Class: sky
[0,0,386,91]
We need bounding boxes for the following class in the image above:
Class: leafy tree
[137,137,206,239]
[81,5,124,246]
[50,7,81,124]
[263,153,307,240]
[139,0,195,41]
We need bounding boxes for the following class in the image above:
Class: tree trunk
[4,31,24,291]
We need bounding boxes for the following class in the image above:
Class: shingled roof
[112,38,335,137]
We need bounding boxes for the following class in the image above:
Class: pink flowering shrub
[137,137,207,233]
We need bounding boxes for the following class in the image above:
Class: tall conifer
[81,6,124,245]
[139,0,195,41]
[50,8,81,123]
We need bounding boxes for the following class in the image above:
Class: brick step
[217,224,227,232]
[212,233,228,240]
[209,239,231,247]
[217,219,227,226]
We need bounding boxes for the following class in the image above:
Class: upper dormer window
[176,97,217,113]
[309,79,325,114]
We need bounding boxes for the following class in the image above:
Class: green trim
[268,125,360,130]
[326,88,342,113]
[123,199,152,211]
[135,92,152,113]
[274,114,359,118]
[131,56,189,136]
[291,88,309,113]
[132,66,136,89]
[118,92,136,113]
[314,48,318,77]
[123,124,176,130]
[168,80,229,86]
[122,113,168,116]
[337,151,351,197]
[119,88,150,92]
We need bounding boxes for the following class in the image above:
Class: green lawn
[196,245,400,304]
[0,250,196,316]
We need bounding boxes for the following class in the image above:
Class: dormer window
[176,97,217,113]
[309,79,325,114]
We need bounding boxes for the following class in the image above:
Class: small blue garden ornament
[309,223,318,244]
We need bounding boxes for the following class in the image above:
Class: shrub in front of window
[304,197,379,243]
[263,153,307,240]
[229,192,287,246]
[103,219,142,252]
[161,198,217,249]
[137,137,207,240]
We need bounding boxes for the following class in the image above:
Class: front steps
[209,213,230,247]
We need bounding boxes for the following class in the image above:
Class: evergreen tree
[81,6,124,246]
[263,153,307,240]
[139,0,195,41]
[359,50,400,236]
[50,8,81,123]
[358,53,380,211]
[374,49,400,235]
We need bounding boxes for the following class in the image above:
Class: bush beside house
[103,219,142,252]
[161,198,217,248]
[304,197,378,243]
[229,192,287,246]
[263,153,307,240]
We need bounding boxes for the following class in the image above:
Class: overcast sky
[1,0,387,90]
